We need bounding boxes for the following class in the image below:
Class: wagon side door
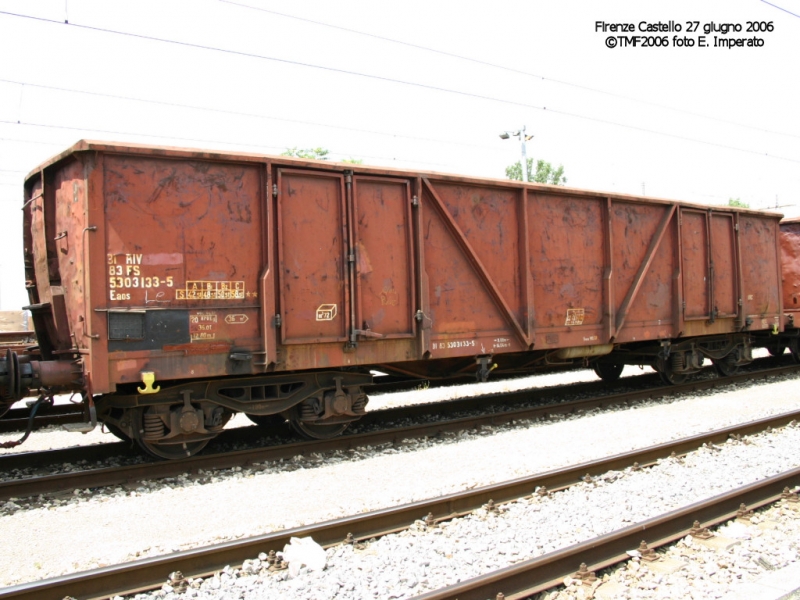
[275,169,416,350]
[681,208,738,322]
[276,169,350,344]
[351,176,416,341]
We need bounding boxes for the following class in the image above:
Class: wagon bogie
[592,334,753,384]
[96,369,371,453]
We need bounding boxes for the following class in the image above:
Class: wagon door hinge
[272,184,278,197]
[411,195,419,207]
[354,328,384,339]
[415,309,431,329]
[734,223,739,231]
[273,314,282,327]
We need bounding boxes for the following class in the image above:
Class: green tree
[282,147,330,160]
[728,198,749,208]
[282,147,363,164]
[506,158,567,185]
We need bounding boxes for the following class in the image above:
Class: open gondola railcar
[0,141,784,458]
[769,217,800,357]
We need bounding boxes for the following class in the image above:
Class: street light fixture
[499,125,533,181]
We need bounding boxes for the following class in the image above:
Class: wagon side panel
[418,178,527,357]
[430,182,524,327]
[780,221,800,320]
[528,192,606,348]
[609,201,677,343]
[352,176,415,339]
[740,215,782,330]
[100,153,265,388]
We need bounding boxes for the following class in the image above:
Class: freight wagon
[775,217,800,356]
[0,141,785,458]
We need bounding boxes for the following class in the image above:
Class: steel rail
[1,363,798,502]
[411,468,800,600]
[0,409,798,600]
[0,404,85,434]
[0,371,639,471]
[0,358,790,470]
[0,369,577,435]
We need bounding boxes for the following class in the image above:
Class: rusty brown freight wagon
[2,141,783,458]
[775,217,800,356]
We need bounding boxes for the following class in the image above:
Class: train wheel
[137,437,211,460]
[657,354,688,385]
[658,368,688,385]
[290,418,349,440]
[592,363,624,382]
[246,413,288,429]
[713,355,739,377]
[105,422,130,441]
[131,407,212,460]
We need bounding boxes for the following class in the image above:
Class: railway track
[0,370,580,434]
[413,468,800,600]
[1,405,798,600]
[1,362,798,502]
[0,369,648,471]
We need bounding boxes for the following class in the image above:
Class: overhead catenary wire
[0,78,505,153]
[0,120,459,169]
[760,0,800,19]
[0,136,63,146]
[0,10,798,165]
[220,0,800,141]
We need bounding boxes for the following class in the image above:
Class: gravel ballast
[1,369,799,595]
[541,500,800,600]
[128,422,800,600]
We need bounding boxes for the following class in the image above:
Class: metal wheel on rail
[290,418,350,440]
[712,355,739,377]
[658,368,688,385]
[790,345,800,364]
[657,353,689,385]
[104,422,130,441]
[287,380,367,440]
[135,433,211,460]
[131,407,214,460]
[101,409,132,441]
[592,362,624,382]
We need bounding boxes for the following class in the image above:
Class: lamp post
[499,126,533,182]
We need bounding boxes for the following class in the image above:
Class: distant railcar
[0,141,785,458]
